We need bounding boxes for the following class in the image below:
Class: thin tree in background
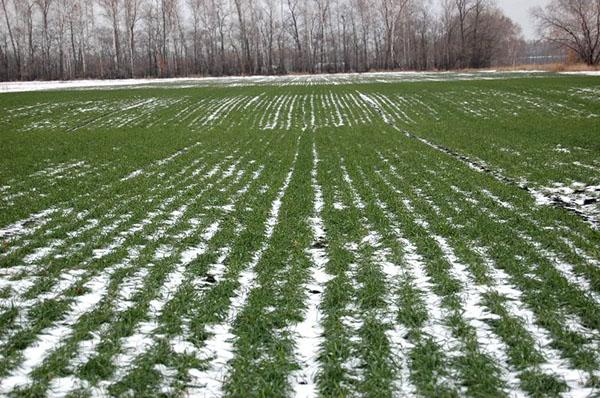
[125,0,142,77]
[98,0,122,75]
[1,0,21,79]
[18,0,36,78]
[35,0,54,79]
[454,0,472,68]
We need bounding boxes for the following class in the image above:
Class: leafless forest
[0,0,598,81]
[0,0,529,80]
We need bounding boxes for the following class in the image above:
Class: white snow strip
[22,239,64,263]
[48,376,90,398]
[289,142,333,397]
[340,161,366,209]
[0,208,58,241]
[481,189,514,210]
[560,71,600,76]
[114,267,150,313]
[375,238,417,396]
[358,92,392,124]
[121,169,144,181]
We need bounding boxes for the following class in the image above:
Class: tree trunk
[2,0,21,79]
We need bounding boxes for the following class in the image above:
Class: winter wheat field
[0,71,599,398]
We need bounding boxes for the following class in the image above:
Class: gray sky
[496,0,548,39]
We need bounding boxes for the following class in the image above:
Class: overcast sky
[496,0,548,39]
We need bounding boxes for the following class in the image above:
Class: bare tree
[286,0,302,70]
[56,0,68,78]
[34,0,54,79]
[439,0,456,68]
[532,0,600,65]
[232,0,251,73]
[124,0,141,76]
[454,0,472,67]
[66,0,80,77]
[1,0,21,78]
[379,0,410,68]
[469,0,485,68]
[188,0,203,73]
[98,0,121,75]
[15,0,36,77]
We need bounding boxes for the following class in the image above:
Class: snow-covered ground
[0,78,167,93]
[559,71,600,76]
[0,70,554,93]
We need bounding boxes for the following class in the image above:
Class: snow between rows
[184,140,300,397]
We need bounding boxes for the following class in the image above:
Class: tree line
[0,0,544,81]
